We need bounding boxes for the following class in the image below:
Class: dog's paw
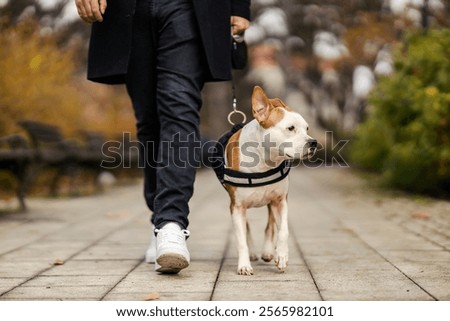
[249,254,259,261]
[237,265,254,275]
[261,253,273,262]
[274,255,288,272]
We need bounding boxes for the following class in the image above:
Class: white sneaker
[154,223,190,274]
[145,228,156,264]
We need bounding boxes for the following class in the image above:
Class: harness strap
[211,124,291,188]
[211,123,243,183]
[222,161,291,187]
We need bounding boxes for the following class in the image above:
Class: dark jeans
[126,0,205,230]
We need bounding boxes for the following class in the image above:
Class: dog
[222,86,317,275]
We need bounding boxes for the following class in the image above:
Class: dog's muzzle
[308,138,317,148]
[305,138,317,158]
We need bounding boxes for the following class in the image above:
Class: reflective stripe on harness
[222,161,291,187]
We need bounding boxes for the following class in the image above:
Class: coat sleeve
[231,0,251,20]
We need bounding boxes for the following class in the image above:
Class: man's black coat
[87,0,251,84]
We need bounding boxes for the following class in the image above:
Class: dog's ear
[269,98,291,111]
[252,86,272,123]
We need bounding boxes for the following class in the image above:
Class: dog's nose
[308,139,317,148]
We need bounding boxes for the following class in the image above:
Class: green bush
[350,28,450,195]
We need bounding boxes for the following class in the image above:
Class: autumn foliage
[0,19,135,139]
[350,28,450,194]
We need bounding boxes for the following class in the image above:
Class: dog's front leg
[247,222,259,261]
[271,198,289,272]
[231,206,253,275]
[262,204,275,262]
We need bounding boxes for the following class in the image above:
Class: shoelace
[154,228,190,245]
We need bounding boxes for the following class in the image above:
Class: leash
[227,81,247,125]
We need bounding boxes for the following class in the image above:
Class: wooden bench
[0,134,35,210]
[17,120,141,195]
[1,120,142,207]
[18,120,101,196]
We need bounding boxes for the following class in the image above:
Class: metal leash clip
[228,92,247,126]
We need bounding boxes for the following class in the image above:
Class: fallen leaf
[412,211,430,220]
[144,292,160,301]
[53,259,65,265]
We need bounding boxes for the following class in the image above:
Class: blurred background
[0,0,449,208]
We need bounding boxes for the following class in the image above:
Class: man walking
[75,0,251,273]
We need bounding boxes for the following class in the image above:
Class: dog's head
[251,86,317,161]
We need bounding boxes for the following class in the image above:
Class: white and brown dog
[222,86,316,275]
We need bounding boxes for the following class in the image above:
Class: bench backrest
[18,120,65,147]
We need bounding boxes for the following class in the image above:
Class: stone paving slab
[104,261,220,301]
[0,167,449,301]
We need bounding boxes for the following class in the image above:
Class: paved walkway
[0,167,449,301]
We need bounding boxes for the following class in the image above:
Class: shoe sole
[155,253,189,274]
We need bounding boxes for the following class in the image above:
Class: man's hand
[75,0,107,23]
[231,16,250,36]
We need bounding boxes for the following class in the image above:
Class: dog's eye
[307,126,309,131]
[287,126,295,132]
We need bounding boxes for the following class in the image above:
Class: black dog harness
[211,124,291,188]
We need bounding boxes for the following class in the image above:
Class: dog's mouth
[302,148,316,159]
[285,148,316,160]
